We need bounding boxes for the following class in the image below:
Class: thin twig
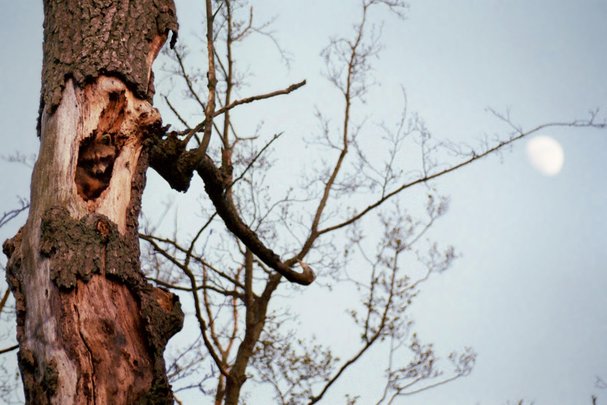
[0,289,10,314]
[182,80,306,145]
[0,344,18,355]
[163,95,192,130]
[318,119,606,236]
[228,132,283,190]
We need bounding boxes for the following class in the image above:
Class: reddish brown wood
[3,1,183,403]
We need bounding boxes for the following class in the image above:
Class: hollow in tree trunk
[2,1,183,404]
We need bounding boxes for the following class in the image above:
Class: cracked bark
[3,1,182,404]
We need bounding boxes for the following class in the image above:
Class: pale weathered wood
[4,75,183,404]
[3,1,183,403]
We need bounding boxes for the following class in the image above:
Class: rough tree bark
[2,1,183,404]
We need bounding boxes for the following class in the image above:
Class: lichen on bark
[40,207,113,289]
[8,199,184,403]
[34,186,184,402]
[2,0,185,402]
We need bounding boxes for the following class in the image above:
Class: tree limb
[0,344,18,355]
[181,80,306,145]
[318,118,606,235]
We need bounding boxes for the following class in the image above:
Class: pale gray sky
[1,1,606,404]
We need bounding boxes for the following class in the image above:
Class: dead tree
[2,1,183,403]
[2,0,605,404]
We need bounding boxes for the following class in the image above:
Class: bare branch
[196,155,316,285]
[0,345,18,356]
[318,118,606,236]
[0,199,29,228]
[173,47,207,111]
[139,233,229,376]
[0,289,10,314]
[182,80,307,145]
[163,95,192,130]
[228,132,283,190]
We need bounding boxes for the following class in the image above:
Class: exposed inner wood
[5,0,181,402]
[75,90,128,201]
[4,77,182,404]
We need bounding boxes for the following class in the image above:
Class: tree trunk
[2,1,183,404]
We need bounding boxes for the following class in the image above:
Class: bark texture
[39,0,177,132]
[3,1,182,404]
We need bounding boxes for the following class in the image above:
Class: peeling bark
[3,1,182,404]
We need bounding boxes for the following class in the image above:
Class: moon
[525,135,564,176]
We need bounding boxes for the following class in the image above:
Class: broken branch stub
[148,138,315,285]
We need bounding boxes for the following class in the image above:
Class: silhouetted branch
[0,199,29,228]
[0,345,18,356]
[318,117,606,236]
[181,80,306,146]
